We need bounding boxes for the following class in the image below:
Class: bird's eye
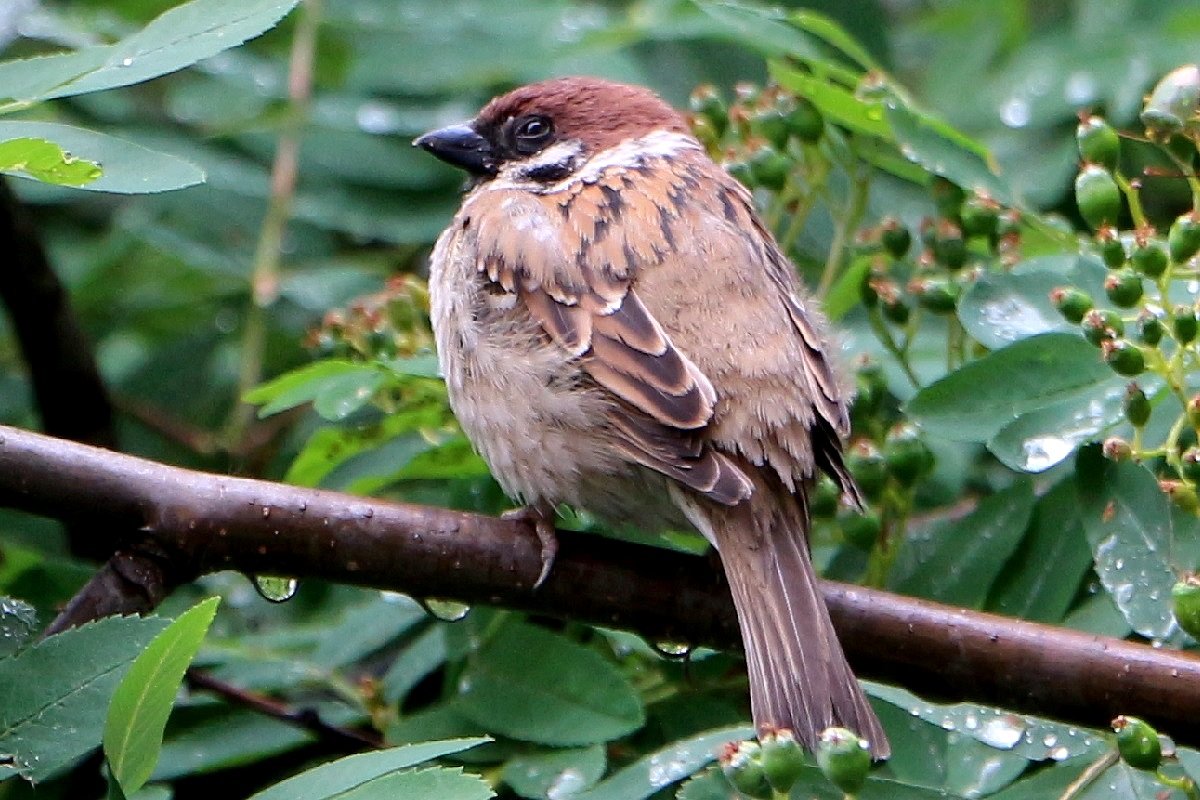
[513,115,554,153]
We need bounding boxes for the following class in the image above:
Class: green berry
[1124,384,1151,427]
[882,295,911,325]
[912,277,960,313]
[1076,115,1120,170]
[811,479,839,519]
[1183,448,1200,482]
[880,216,912,259]
[760,729,806,793]
[747,144,791,191]
[1162,479,1200,514]
[1171,578,1200,639]
[884,424,935,486]
[847,440,887,500]
[1097,227,1126,269]
[1103,340,1145,376]
[930,177,965,219]
[816,727,873,795]
[1137,312,1163,346]
[960,194,1000,238]
[1075,164,1122,230]
[720,741,772,800]
[750,106,790,150]
[1081,308,1123,346]
[1169,211,1200,264]
[1112,716,1162,771]
[932,219,967,269]
[842,511,882,550]
[1174,305,1198,344]
[1131,238,1169,277]
[1050,287,1093,323]
[1104,269,1143,308]
[1102,437,1132,462]
[1141,64,1200,140]
[785,97,824,144]
[690,85,728,135]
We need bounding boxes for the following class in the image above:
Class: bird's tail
[690,486,890,758]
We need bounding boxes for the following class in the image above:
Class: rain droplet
[1021,436,1075,471]
[547,768,587,799]
[1000,96,1031,128]
[653,640,693,659]
[421,598,471,622]
[252,574,298,603]
[977,715,1025,750]
[120,57,133,67]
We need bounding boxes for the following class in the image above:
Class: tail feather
[689,484,890,758]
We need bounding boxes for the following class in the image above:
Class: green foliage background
[3,0,1200,798]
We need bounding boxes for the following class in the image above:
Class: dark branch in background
[0,178,124,562]
[186,669,383,750]
[0,179,114,450]
[3,425,1200,745]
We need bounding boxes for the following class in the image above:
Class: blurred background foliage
[5,0,1200,798]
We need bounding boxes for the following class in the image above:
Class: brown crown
[475,76,689,153]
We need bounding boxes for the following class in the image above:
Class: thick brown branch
[2,424,1199,742]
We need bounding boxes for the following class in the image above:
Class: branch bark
[2,423,1199,743]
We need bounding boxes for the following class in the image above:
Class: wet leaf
[502,745,606,799]
[906,333,1117,444]
[958,269,1076,349]
[245,360,385,420]
[890,481,1036,607]
[0,137,101,187]
[886,101,1010,202]
[1075,447,1192,640]
[770,63,891,138]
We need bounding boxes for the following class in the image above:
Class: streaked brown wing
[463,175,752,505]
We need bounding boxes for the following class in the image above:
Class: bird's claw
[503,505,558,589]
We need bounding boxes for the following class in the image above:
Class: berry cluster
[304,274,434,361]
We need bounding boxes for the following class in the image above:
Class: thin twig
[1057,750,1117,800]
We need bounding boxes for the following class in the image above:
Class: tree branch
[2,423,1199,743]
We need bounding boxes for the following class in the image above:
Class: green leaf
[0,597,38,658]
[1075,449,1195,640]
[456,622,645,746]
[0,137,101,187]
[790,10,881,72]
[957,269,1076,349]
[0,614,169,781]
[868,684,1106,762]
[333,767,493,800]
[906,333,1117,444]
[502,745,606,799]
[985,480,1092,623]
[247,738,490,800]
[890,482,1036,607]
[152,707,314,780]
[770,63,891,139]
[572,725,753,800]
[824,255,871,321]
[0,0,301,108]
[885,101,1010,203]
[381,625,446,705]
[1076,761,1165,799]
[0,123,203,193]
[104,597,220,795]
[245,360,385,420]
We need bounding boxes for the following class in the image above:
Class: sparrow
[414,76,888,757]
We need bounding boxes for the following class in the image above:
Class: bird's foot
[502,504,558,589]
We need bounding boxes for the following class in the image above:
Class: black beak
[413,123,496,176]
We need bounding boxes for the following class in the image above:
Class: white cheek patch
[505,140,584,183]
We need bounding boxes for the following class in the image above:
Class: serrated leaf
[770,63,891,138]
[0,137,101,187]
[456,622,644,746]
[0,597,37,659]
[890,482,1036,607]
[245,360,385,419]
[906,333,1117,444]
[247,738,490,800]
[335,766,493,800]
[502,745,606,799]
[0,615,169,781]
[0,123,202,193]
[885,102,1010,202]
[0,0,301,108]
[104,597,220,795]
[573,725,752,800]
[868,684,1106,763]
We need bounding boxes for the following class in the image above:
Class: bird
[413,76,888,758]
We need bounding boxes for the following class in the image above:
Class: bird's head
[413,77,692,186]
